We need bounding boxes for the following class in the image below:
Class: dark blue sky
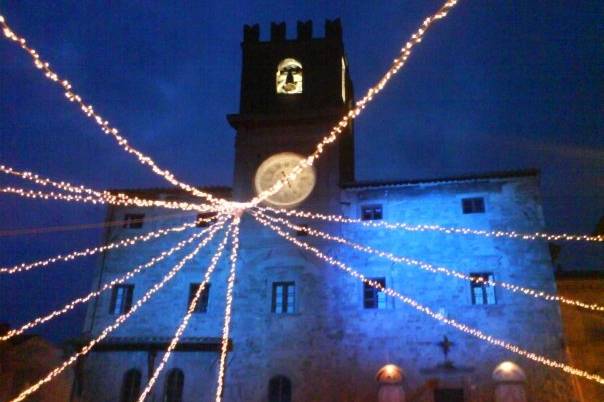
[0,1,602,342]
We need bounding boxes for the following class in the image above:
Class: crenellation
[270,21,286,41]
[296,20,312,40]
[243,23,259,43]
[325,18,342,41]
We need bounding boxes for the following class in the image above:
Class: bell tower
[228,19,354,211]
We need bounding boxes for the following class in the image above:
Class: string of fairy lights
[0,220,228,342]
[258,205,604,243]
[255,210,604,312]
[0,214,221,274]
[0,185,209,211]
[252,213,604,386]
[1,0,603,400]
[9,220,227,402]
[0,210,195,237]
[137,220,233,402]
[247,0,460,207]
[215,216,241,402]
[0,164,214,213]
[0,2,596,241]
[0,15,228,209]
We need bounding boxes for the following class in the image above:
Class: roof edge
[342,169,540,190]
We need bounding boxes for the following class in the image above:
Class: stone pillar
[492,361,527,402]
[376,364,406,402]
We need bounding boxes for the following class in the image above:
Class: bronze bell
[286,70,294,84]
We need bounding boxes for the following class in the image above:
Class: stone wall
[81,175,580,401]
[556,272,604,402]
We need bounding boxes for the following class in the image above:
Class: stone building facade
[0,325,74,402]
[556,272,604,402]
[78,20,579,402]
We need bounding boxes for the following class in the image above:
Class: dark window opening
[164,368,184,402]
[462,197,485,214]
[361,205,383,221]
[196,212,218,228]
[120,369,141,402]
[470,273,496,305]
[268,375,292,402]
[188,283,210,313]
[110,285,134,314]
[272,282,295,314]
[123,213,145,229]
[363,278,386,309]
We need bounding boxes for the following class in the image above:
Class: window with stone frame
[461,197,485,214]
[363,278,386,309]
[164,368,184,402]
[268,375,292,402]
[123,213,145,229]
[120,369,141,402]
[272,282,295,314]
[188,283,210,313]
[361,205,383,221]
[470,273,496,305]
[110,284,134,314]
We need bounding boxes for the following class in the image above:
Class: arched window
[164,368,184,402]
[120,369,141,402]
[276,59,303,94]
[268,375,291,402]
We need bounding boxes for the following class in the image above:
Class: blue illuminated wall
[79,173,577,402]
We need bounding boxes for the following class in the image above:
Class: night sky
[0,1,602,342]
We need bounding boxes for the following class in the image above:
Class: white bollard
[492,361,527,402]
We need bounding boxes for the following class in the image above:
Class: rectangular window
[361,205,383,221]
[188,283,210,313]
[363,278,386,309]
[110,285,134,314]
[272,282,295,314]
[196,212,218,228]
[123,213,145,229]
[470,273,496,305]
[462,197,485,214]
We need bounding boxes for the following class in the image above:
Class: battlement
[243,19,342,43]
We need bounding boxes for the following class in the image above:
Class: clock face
[254,152,316,207]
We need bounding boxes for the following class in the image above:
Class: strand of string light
[258,206,604,243]
[0,210,195,237]
[0,213,224,274]
[249,0,460,207]
[0,15,228,208]
[9,218,228,402]
[137,221,234,402]
[253,213,604,385]
[0,185,210,212]
[256,211,604,312]
[215,215,241,402]
[0,164,214,213]
[0,220,226,342]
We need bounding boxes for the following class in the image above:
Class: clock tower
[227,19,354,211]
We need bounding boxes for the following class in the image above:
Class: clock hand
[281,171,292,189]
